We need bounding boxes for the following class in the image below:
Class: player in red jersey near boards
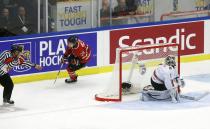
[61,36,91,83]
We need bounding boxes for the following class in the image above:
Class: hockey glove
[179,77,185,88]
[35,64,42,70]
[60,57,68,64]
[175,77,185,88]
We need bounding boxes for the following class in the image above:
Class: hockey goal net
[95,43,180,102]
[160,10,210,21]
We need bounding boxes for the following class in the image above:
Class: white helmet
[165,55,176,67]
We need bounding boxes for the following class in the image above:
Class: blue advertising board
[0,32,97,76]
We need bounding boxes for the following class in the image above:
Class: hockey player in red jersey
[61,36,91,83]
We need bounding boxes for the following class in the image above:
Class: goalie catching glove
[175,77,185,88]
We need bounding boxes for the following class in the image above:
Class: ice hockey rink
[0,60,210,129]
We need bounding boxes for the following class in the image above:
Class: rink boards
[0,18,210,84]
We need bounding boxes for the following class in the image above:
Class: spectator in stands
[15,0,38,31]
[0,8,16,37]
[204,2,210,10]
[0,8,11,30]
[126,0,137,14]
[100,0,112,26]
[101,0,111,18]
[12,6,33,35]
[127,0,153,24]
[1,0,18,17]
[112,0,129,25]
[113,0,128,16]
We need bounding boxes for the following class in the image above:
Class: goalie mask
[165,55,176,67]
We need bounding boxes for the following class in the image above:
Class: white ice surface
[0,60,210,129]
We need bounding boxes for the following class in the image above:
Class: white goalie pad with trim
[141,89,172,101]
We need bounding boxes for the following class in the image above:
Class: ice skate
[3,99,14,106]
[65,78,77,83]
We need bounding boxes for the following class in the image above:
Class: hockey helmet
[165,55,176,67]
[11,44,23,53]
[67,35,78,46]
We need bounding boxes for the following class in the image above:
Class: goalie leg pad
[141,86,171,101]
[169,88,180,103]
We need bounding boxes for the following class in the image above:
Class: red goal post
[95,43,180,102]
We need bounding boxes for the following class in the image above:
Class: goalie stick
[180,92,209,101]
[52,63,63,86]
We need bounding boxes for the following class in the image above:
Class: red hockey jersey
[64,39,91,64]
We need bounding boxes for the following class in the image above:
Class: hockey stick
[52,63,64,86]
[180,92,209,101]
